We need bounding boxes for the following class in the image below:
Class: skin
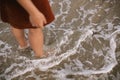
[11,0,47,57]
[17,0,47,28]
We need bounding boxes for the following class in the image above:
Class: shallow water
[0,0,120,80]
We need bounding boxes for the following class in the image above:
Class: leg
[11,27,27,48]
[28,28,44,57]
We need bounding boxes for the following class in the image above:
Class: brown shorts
[0,0,55,29]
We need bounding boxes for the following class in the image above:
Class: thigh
[11,26,24,33]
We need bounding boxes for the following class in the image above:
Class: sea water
[0,0,120,80]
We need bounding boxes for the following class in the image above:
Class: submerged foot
[34,47,55,59]
[34,52,49,59]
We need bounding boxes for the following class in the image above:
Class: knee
[29,28,42,35]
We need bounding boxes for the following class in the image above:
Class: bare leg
[11,27,27,48]
[28,28,44,57]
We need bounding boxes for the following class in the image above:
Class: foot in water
[34,48,55,59]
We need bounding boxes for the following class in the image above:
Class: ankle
[18,41,29,50]
[35,54,43,58]
[19,44,27,48]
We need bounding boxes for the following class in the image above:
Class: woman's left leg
[28,28,44,57]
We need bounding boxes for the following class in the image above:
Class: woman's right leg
[11,27,27,48]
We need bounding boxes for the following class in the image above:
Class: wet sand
[0,0,120,80]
